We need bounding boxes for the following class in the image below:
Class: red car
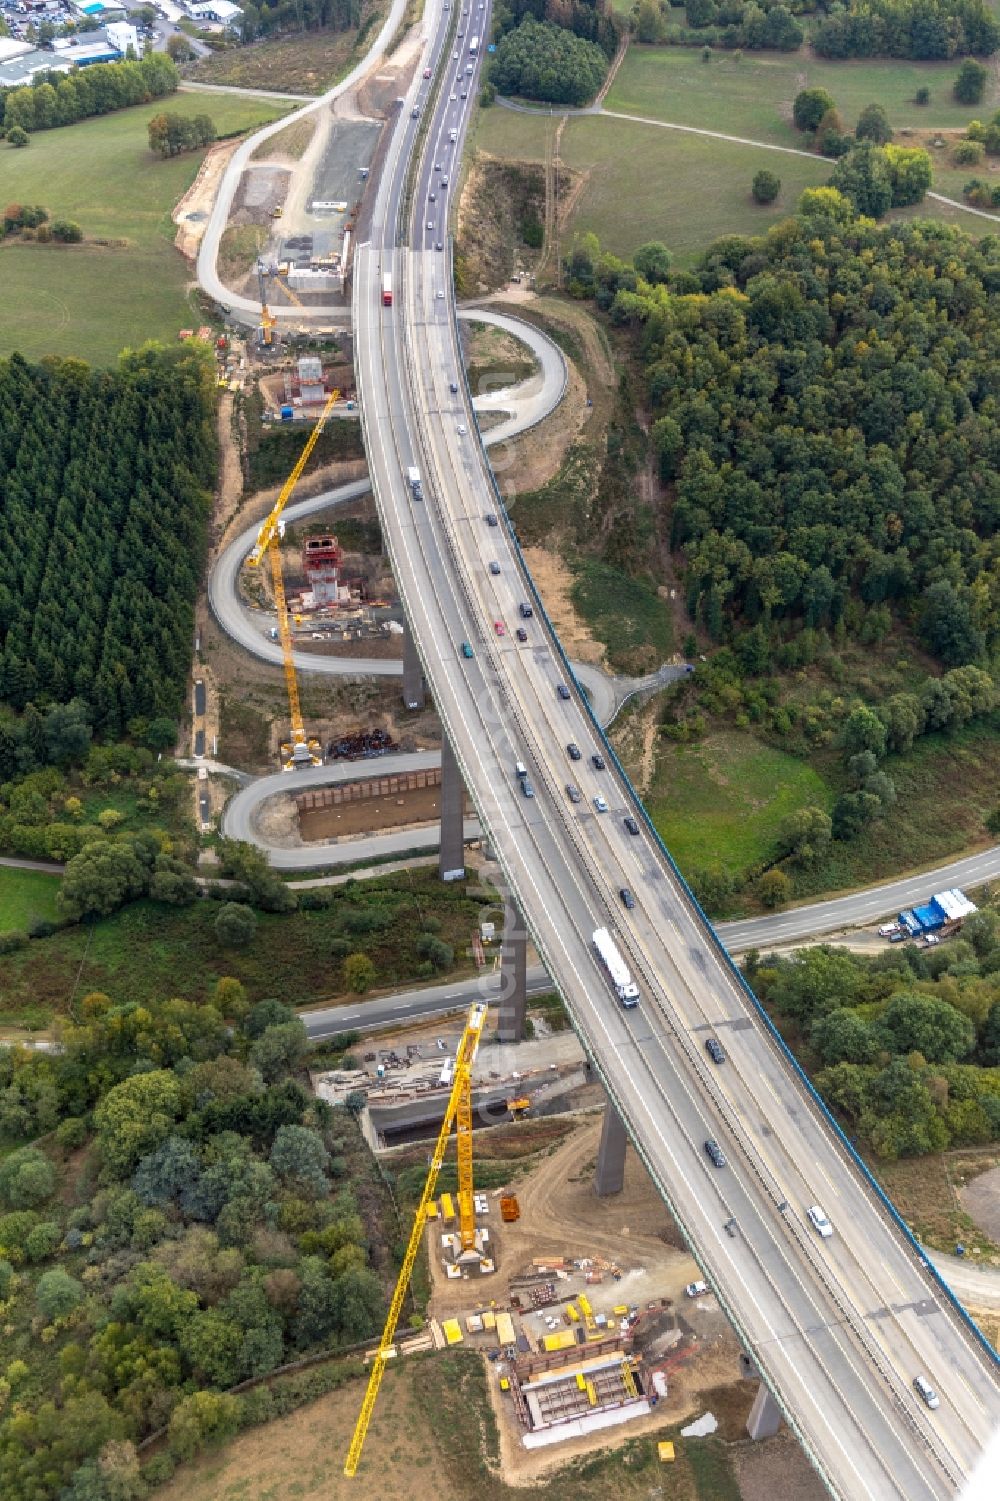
[494,620,506,637]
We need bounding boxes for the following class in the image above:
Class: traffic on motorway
[347,0,1000,1493]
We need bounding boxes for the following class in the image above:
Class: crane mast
[344,1004,488,1477]
[247,387,340,768]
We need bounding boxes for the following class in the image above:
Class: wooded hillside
[0,346,215,732]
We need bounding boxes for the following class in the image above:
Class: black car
[519,602,533,619]
[515,627,528,642]
[450,382,459,394]
[591,752,606,770]
[624,815,639,836]
[484,513,498,526]
[565,783,582,804]
[620,887,636,910]
[705,1037,726,1065]
[704,1139,727,1168]
[567,742,582,761]
[556,684,571,701]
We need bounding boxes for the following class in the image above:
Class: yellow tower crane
[247,387,340,770]
[344,1003,488,1478]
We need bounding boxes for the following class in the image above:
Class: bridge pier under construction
[498,894,527,1042]
[402,621,425,710]
[594,1098,627,1197]
[438,733,465,882]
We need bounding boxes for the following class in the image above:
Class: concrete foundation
[438,733,465,881]
[402,622,425,710]
[498,894,527,1043]
[594,1098,627,1197]
[746,1382,782,1440]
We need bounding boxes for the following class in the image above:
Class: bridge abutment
[594,1097,627,1197]
[498,894,527,1042]
[438,733,465,882]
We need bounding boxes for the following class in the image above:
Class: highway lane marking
[359,171,979,1487]
[390,254,933,1501]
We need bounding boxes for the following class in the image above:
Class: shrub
[7,128,29,148]
[343,952,376,994]
[24,1221,61,1263]
[214,902,257,948]
[35,1267,83,1320]
[793,87,835,133]
[50,220,83,243]
[915,86,930,106]
[855,103,892,144]
[954,138,985,165]
[954,59,988,106]
[752,169,780,203]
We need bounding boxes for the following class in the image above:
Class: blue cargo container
[280,405,294,421]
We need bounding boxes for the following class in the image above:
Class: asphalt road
[346,1,1000,1492]
[721,847,1000,951]
[195,0,410,325]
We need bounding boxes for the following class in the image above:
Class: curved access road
[196,0,410,324]
[458,306,568,444]
[221,750,479,869]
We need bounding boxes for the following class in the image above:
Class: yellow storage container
[586,1380,596,1406]
[482,1310,496,1330]
[440,1192,455,1223]
[442,1319,463,1346]
[612,1305,628,1317]
[658,1441,676,1464]
[499,1377,510,1392]
[542,1329,575,1353]
[576,1372,587,1391]
[425,1200,439,1220]
[566,1304,579,1321]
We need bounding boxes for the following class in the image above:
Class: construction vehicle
[248,388,340,769]
[500,1195,520,1222]
[344,1004,488,1478]
[507,1096,530,1119]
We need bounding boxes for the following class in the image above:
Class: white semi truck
[592,927,639,1007]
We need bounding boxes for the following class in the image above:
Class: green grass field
[646,731,832,876]
[605,45,1000,144]
[0,92,288,364]
[475,103,993,259]
[0,867,61,933]
[476,108,832,260]
[572,558,674,671]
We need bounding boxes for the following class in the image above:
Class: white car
[593,795,608,813]
[877,923,898,938]
[685,1280,708,1298]
[924,933,941,946]
[807,1204,833,1239]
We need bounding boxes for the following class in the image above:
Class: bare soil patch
[298,781,470,842]
[520,547,606,667]
[733,1430,829,1501]
[173,138,243,260]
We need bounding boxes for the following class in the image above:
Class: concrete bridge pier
[746,1381,783,1440]
[438,733,465,882]
[498,894,527,1042]
[594,1097,627,1197]
[402,622,425,710]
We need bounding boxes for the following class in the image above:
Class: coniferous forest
[0,346,215,733]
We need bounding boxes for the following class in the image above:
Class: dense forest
[494,0,620,56]
[1,54,177,135]
[490,15,611,105]
[749,900,1000,1156]
[0,989,387,1500]
[0,346,214,734]
[237,0,362,42]
[567,211,1000,667]
[641,0,1000,57]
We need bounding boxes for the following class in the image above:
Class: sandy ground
[421,1113,748,1485]
[173,138,244,260]
[732,1431,830,1501]
[426,1115,691,1319]
[519,547,606,667]
[959,1164,1000,1242]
